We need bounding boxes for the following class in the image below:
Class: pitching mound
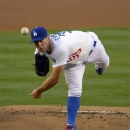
[0,106,130,130]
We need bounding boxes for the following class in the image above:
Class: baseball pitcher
[29,26,109,130]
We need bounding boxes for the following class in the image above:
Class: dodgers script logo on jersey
[50,31,72,41]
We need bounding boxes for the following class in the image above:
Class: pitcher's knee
[68,90,82,97]
[104,56,110,68]
[97,56,110,69]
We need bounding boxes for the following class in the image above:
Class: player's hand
[29,88,42,99]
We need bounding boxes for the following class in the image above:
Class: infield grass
[0,28,130,107]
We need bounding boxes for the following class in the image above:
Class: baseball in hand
[21,27,29,35]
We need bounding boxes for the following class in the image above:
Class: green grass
[0,28,130,107]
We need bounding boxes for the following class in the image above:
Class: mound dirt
[0,106,130,130]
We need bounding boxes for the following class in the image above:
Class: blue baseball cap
[31,26,48,43]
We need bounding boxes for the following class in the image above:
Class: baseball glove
[32,54,50,76]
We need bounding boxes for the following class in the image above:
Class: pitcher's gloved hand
[32,54,50,76]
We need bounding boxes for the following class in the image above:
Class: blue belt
[89,41,96,56]
[93,41,96,47]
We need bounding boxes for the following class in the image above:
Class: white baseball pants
[64,32,109,97]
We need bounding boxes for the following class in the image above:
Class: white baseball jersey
[49,31,94,67]
[34,30,109,97]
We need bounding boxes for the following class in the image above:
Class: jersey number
[68,48,82,61]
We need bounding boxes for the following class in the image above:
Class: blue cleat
[95,66,104,75]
